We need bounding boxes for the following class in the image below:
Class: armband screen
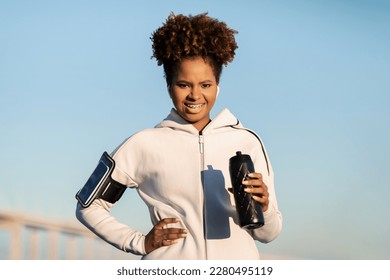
[76,152,126,207]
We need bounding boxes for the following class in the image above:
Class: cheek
[173,99,182,109]
[207,93,217,106]
[168,88,178,103]
[170,93,184,109]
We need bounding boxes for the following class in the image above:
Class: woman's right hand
[144,218,188,254]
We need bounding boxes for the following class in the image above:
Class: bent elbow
[75,202,86,224]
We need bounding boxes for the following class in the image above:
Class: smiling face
[169,57,218,131]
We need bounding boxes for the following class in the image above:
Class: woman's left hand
[242,172,269,212]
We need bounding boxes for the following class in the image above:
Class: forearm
[75,199,146,255]
[250,203,282,243]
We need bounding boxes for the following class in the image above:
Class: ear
[216,86,220,97]
[167,85,172,99]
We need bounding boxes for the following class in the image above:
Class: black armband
[75,152,126,208]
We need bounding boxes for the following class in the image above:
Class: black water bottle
[229,151,264,229]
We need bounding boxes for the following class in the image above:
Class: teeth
[186,104,203,109]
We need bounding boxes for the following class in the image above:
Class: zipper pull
[199,132,204,154]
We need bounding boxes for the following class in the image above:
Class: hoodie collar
[155,108,240,135]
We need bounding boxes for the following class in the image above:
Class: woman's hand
[242,172,269,212]
[144,218,188,254]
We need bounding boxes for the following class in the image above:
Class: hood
[155,108,242,135]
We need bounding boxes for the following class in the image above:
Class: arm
[249,195,283,243]
[75,151,187,255]
[75,151,147,255]
[245,158,283,243]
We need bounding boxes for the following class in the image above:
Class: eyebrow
[175,79,215,84]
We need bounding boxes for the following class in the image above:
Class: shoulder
[229,124,271,175]
[112,127,166,155]
[228,121,264,145]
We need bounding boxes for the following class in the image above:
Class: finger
[155,218,179,229]
[163,227,188,234]
[161,239,178,247]
[243,180,268,192]
[251,195,269,212]
[147,230,186,251]
[242,173,264,186]
[155,220,188,240]
[244,183,269,204]
[154,229,187,250]
[247,172,263,180]
[163,231,188,241]
[244,182,268,193]
[250,189,269,200]
[242,179,263,187]
[160,228,188,240]
[245,187,267,196]
[249,187,270,205]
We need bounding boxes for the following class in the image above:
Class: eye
[201,83,212,89]
[176,83,189,89]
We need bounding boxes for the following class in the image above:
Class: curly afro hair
[151,12,238,86]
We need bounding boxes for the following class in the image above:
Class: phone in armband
[75,152,126,208]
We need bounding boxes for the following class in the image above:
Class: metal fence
[0,210,139,260]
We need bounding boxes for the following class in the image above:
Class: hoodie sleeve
[75,198,146,255]
[75,143,146,256]
[249,142,283,243]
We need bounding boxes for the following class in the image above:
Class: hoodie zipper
[198,131,208,259]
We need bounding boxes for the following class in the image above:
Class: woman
[76,12,282,260]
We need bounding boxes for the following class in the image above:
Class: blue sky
[0,0,389,259]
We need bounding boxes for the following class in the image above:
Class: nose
[188,86,202,101]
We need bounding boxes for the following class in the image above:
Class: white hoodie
[76,108,282,259]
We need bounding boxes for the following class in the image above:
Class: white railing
[0,210,138,260]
